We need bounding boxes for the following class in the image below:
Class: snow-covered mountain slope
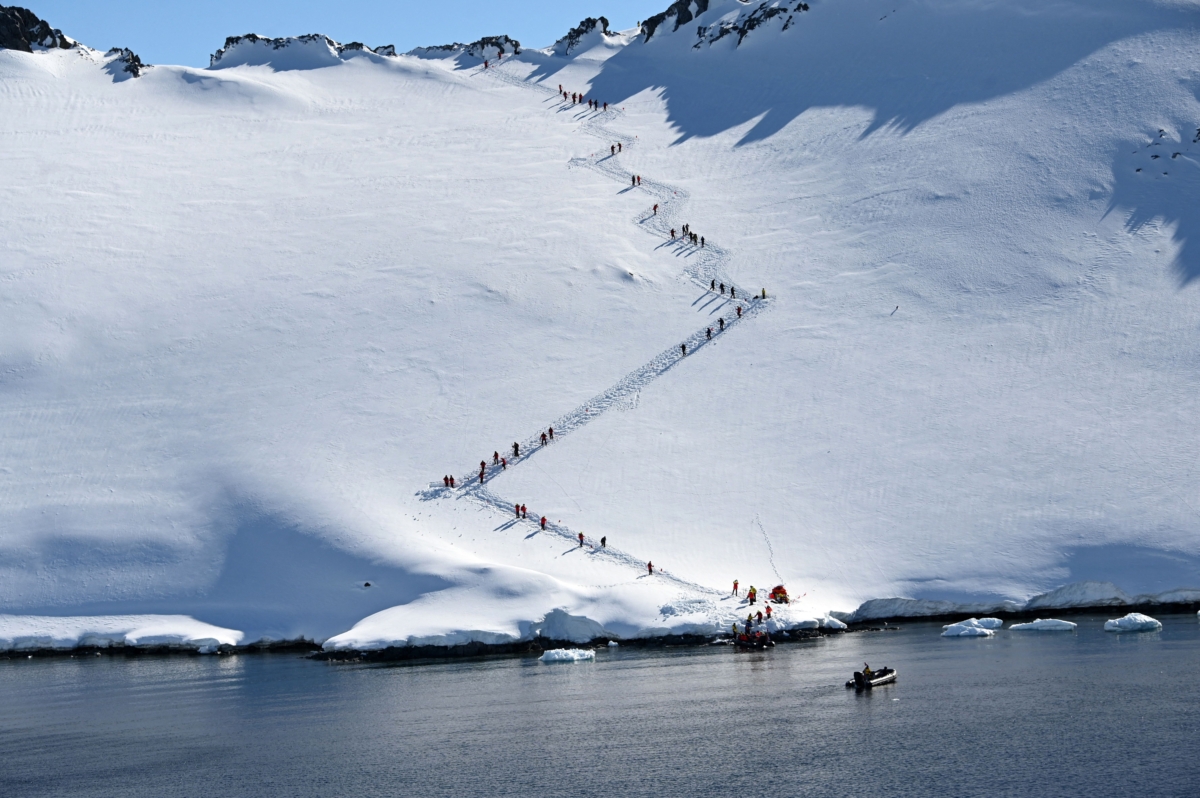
[3,0,1200,650]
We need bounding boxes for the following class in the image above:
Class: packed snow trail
[422,61,773,594]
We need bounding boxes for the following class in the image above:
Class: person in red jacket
[540,516,547,530]
[578,532,584,547]
[647,561,654,575]
[520,504,527,519]
[732,579,739,596]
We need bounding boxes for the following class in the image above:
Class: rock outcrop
[642,0,810,47]
[407,34,521,61]
[642,0,710,42]
[209,33,396,69]
[552,17,614,56]
[105,47,146,77]
[0,5,75,51]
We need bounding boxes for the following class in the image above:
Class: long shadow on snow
[1106,130,1200,286]
[4,515,450,642]
[525,0,1180,145]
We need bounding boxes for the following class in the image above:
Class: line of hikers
[559,84,608,112]
[671,222,704,248]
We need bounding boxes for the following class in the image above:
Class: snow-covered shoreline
[5,580,1197,659]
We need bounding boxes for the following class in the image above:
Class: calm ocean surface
[2,614,1198,797]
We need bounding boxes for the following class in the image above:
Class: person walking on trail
[762,288,767,299]
[515,503,521,518]
[611,145,615,156]
[706,328,712,340]
[501,457,507,470]
[480,460,486,471]
[578,532,585,547]
[483,60,488,69]
[718,317,725,331]
[443,475,449,487]
[671,228,676,239]
[710,279,715,290]
[737,306,742,318]
[653,204,658,215]
[449,475,455,488]
[601,536,607,548]
[479,471,485,484]
[521,504,527,519]
[513,442,520,458]
[733,579,739,596]
[540,431,548,445]
[700,236,705,248]
[647,562,654,575]
[541,516,547,530]
[548,426,554,440]
[765,605,772,619]
[730,287,736,299]
[637,176,642,186]
[719,282,725,294]
[493,452,499,464]
[618,142,622,152]
[631,175,636,187]
[681,343,687,356]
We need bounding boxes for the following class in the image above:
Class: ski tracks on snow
[419,63,774,596]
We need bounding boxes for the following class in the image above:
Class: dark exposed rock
[643,0,710,42]
[555,16,613,56]
[700,1,810,47]
[105,47,146,77]
[0,5,75,52]
[642,0,809,47]
[209,33,396,67]
[407,34,520,60]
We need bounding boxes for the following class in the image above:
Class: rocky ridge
[209,33,396,68]
[0,4,74,51]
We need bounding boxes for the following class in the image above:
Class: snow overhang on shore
[0,615,243,654]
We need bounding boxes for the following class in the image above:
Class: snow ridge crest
[209,32,397,69]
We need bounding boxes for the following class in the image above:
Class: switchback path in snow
[420,62,774,594]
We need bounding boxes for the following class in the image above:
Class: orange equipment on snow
[769,585,789,604]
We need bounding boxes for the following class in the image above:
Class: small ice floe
[1009,618,1077,631]
[821,616,848,630]
[539,648,596,663]
[941,618,1001,637]
[607,641,619,648]
[1104,613,1162,633]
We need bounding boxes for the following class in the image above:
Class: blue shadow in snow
[525,0,1182,145]
[5,515,451,642]
[1106,129,1200,286]
[1062,543,1200,595]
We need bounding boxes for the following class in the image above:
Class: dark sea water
[2,614,1198,797]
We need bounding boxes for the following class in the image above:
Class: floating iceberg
[539,648,596,662]
[941,618,1000,637]
[821,616,848,630]
[1009,618,1077,631]
[1103,613,1162,633]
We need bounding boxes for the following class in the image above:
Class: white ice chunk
[821,615,848,630]
[1103,613,1162,633]
[539,648,595,662]
[1009,618,1077,631]
[941,618,996,637]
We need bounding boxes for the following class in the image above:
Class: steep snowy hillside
[2,0,1200,652]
